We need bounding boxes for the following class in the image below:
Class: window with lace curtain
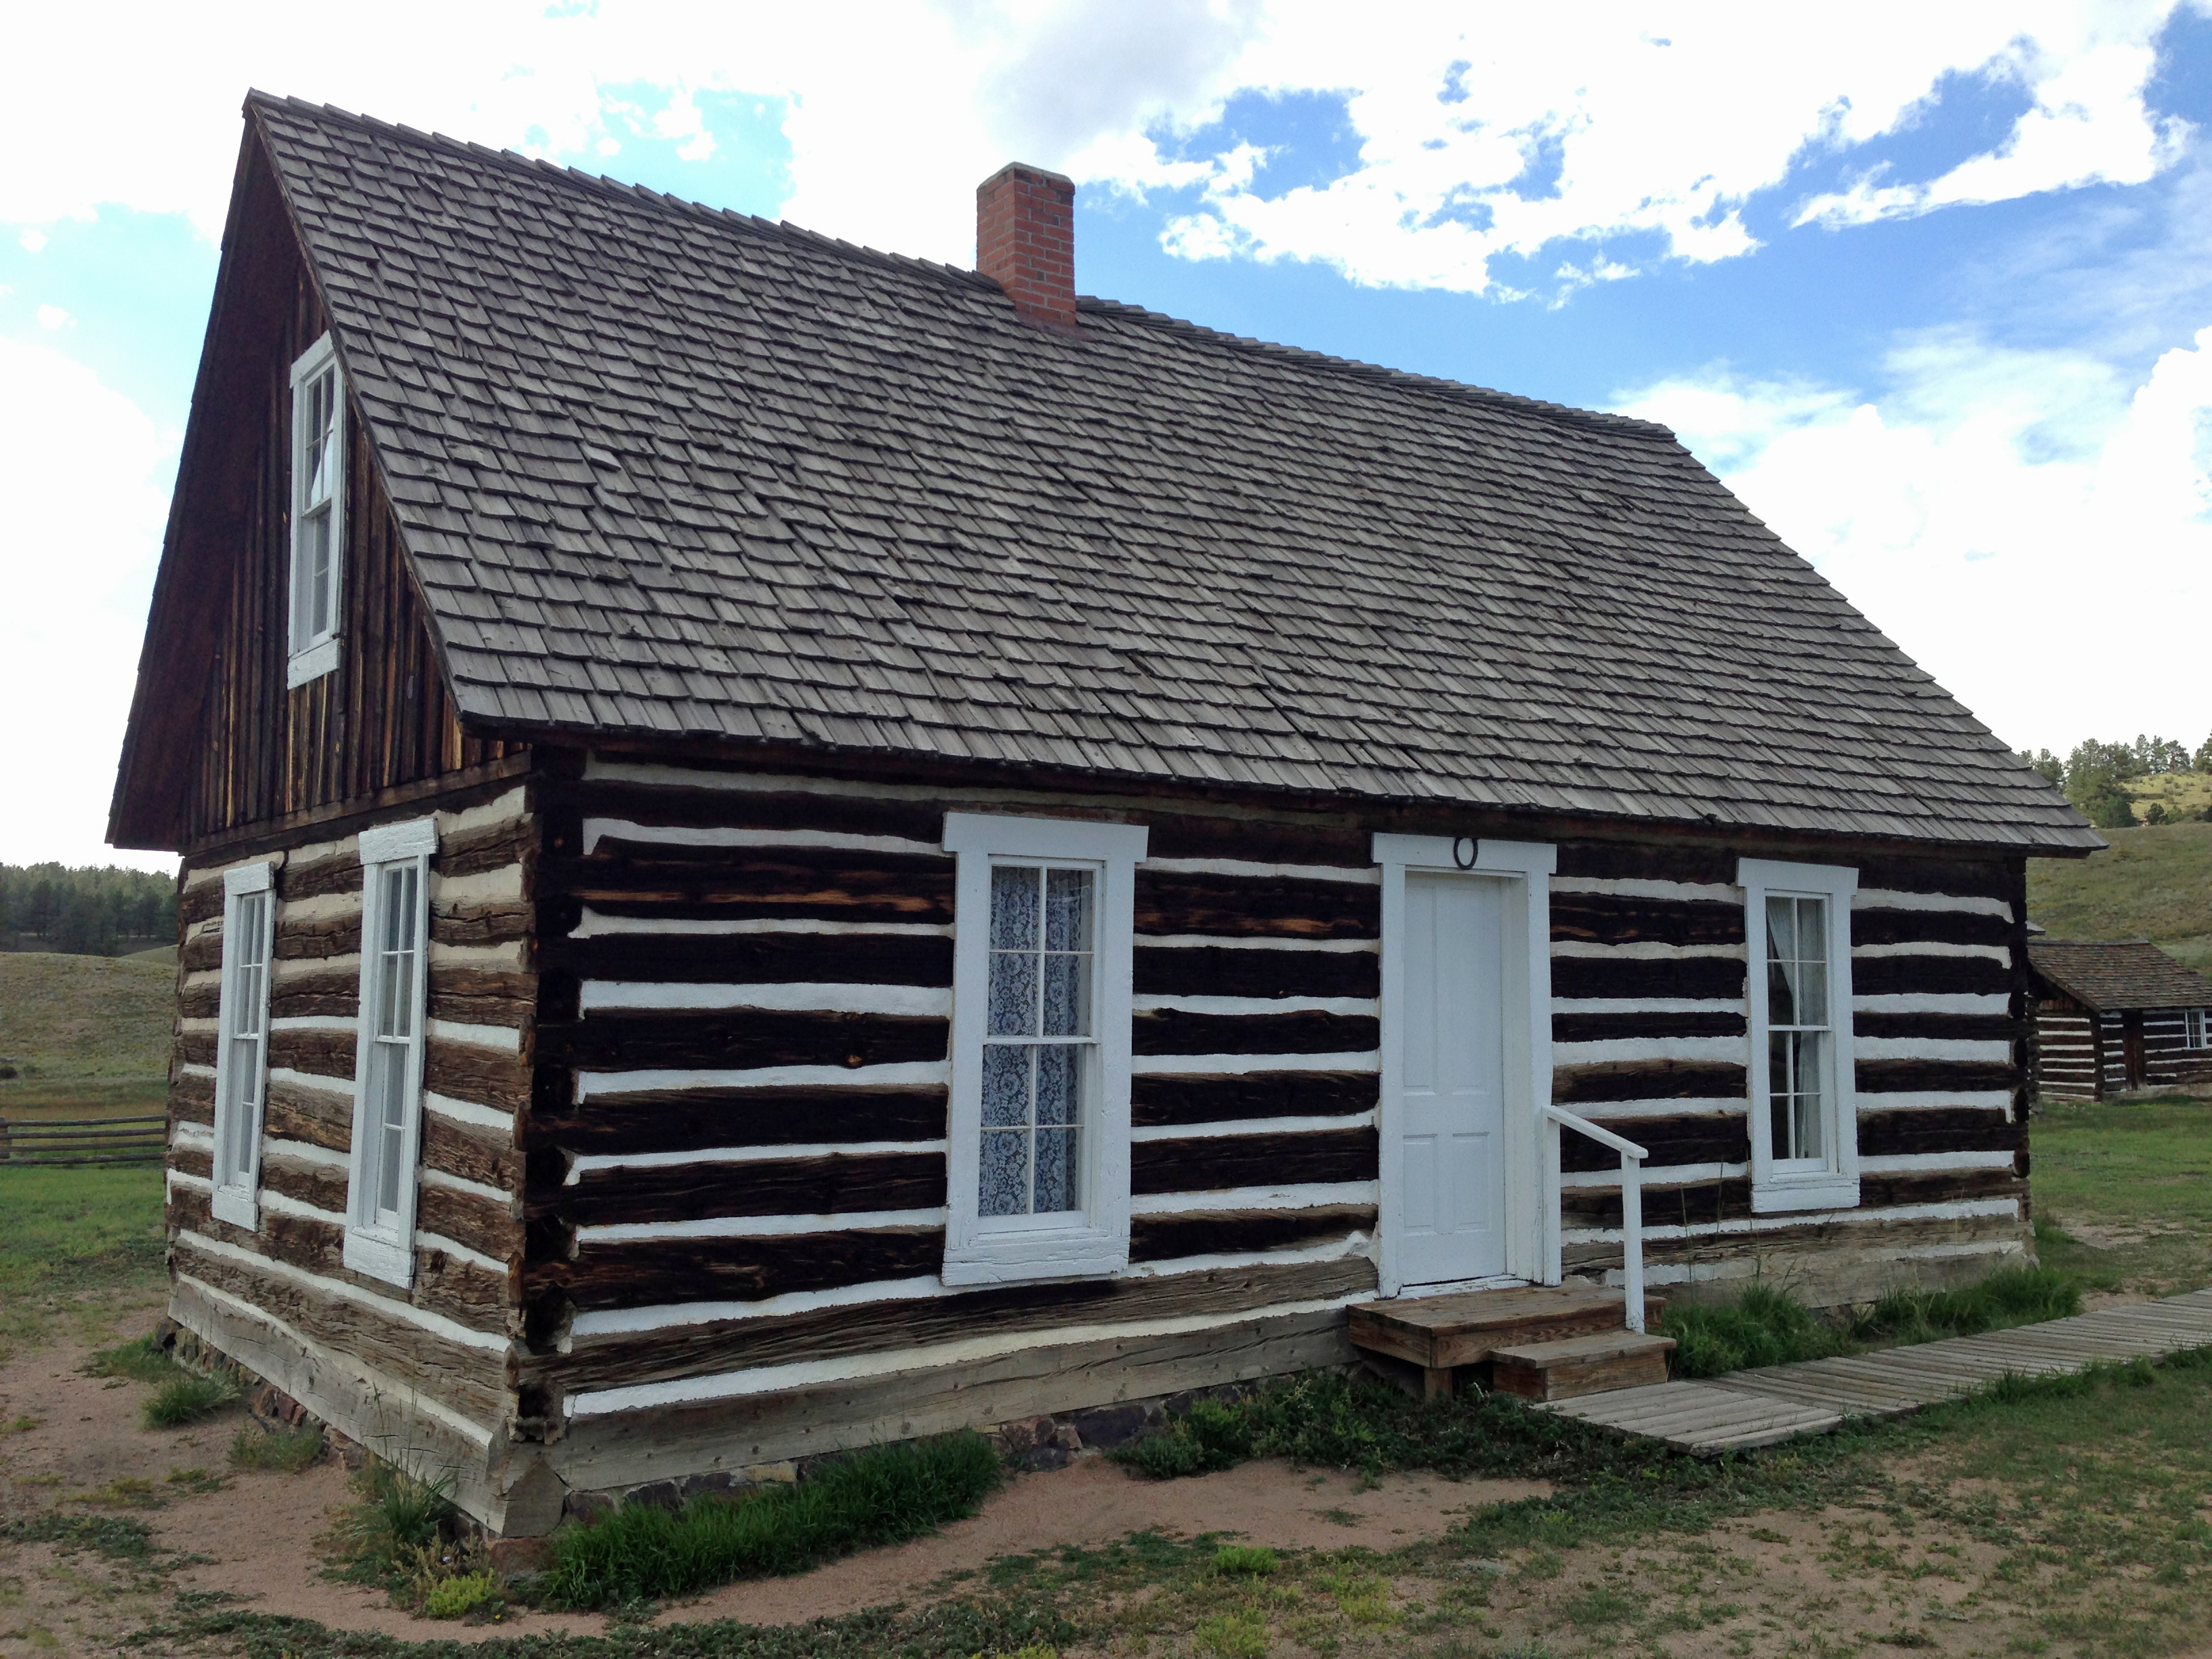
[1741,859,1861,1214]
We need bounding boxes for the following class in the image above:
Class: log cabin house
[112,94,2103,1535]
[2028,939,2212,1099]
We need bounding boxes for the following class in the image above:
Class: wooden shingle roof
[2028,941,2212,1013]
[150,94,2104,851]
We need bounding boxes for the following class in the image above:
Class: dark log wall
[2033,998,2098,1100]
[1552,844,2032,1291]
[2036,1000,2212,1100]
[178,157,519,852]
[166,789,535,1451]
[519,756,2037,1427]
[520,758,1381,1419]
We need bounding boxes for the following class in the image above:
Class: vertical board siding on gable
[161,794,535,1439]
[1549,843,2031,1282]
[524,763,1383,1414]
[180,213,520,850]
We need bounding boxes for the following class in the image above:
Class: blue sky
[4,2,2211,868]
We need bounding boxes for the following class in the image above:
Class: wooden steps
[1348,1284,1664,1399]
[1492,1330,1677,1401]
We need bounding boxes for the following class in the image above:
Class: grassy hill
[0,951,174,1117]
[2027,820,2212,974]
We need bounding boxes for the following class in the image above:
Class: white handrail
[1542,1104,1649,1334]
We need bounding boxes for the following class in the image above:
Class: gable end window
[1740,858,1860,1214]
[942,813,1147,1286]
[343,816,436,1286]
[210,862,276,1229]
[287,332,346,689]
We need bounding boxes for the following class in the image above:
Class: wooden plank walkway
[1543,1288,2212,1454]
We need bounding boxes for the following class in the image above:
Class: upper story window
[210,862,276,1229]
[343,815,436,1286]
[287,333,345,689]
[1740,859,1860,1214]
[942,812,1147,1286]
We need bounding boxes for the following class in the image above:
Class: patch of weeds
[3,1513,157,1567]
[83,1334,180,1385]
[1664,1283,1843,1376]
[422,1568,501,1620]
[228,1422,325,1473]
[543,1429,1002,1610]
[70,1476,165,1509]
[1194,1608,1268,1657]
[1319,1568,1397,1624]
[166,1466,228,1495]
[1846,1268,2081,1346]
[1,1414,38,1435]
[142,1372,239,1428]
[328,1458,457,1584]
[148,1595,1078,1656]
[1564,1583,1637,1625]
[1211,1543,1279,1576]
[1113,1368,1672,1484]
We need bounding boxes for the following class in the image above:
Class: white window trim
[286,331,346,689]
[1372,835,1556,1294]
[1741,857,1860,1214]
[344,815,437,1286]
[942,812,1147,1286]
[209,862,276,1229]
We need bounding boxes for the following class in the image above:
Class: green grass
[1663,1282,1844,1376]
[0,949,175,1086]
[85,1333,185,1385]
[542,1431,1003,1610]
[1661,1269,2081,1378]
[0,1161,166,1355]
[2027,819,2212,971]
[229,1422,326,1473]
[143,1372,239,1428]
[2033,1090,2212,1296]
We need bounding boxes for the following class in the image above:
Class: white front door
[1396,872,1508,1286]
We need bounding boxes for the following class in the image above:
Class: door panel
[1397,873,1507,1284]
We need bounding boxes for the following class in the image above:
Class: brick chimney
[977,163,1078,331]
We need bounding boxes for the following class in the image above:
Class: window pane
[988,949,1038,1036]
[1767,958,1797,1026]
[1795,962,1827,1028]
[1036,1045,1082,1126]
[1044,868,1092,951]
[1765,895,1795,963]
[1042,950,1091,1038]
[302,371,335,508]
[990,865,1038,950]
[1794,897,1825,962]
[979,1129,1027,1217]
[375,1048,409,1216]
[306,509,333,635]
[1032,1128,1079,1212]
[982,1044,1031,1127]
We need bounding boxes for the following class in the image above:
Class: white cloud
[1,3,2192,287]
[0,337,178,870]
[1795,24,2190,229]
[1132,3,2195,295]
[1617,330,2212,754]
[35,304,70,331]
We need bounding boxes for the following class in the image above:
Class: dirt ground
[0,1318,1543,1652]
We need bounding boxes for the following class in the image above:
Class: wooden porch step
[1491,1330,1678,1403]
[1348,1284,1666,1399]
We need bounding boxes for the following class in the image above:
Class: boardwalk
[1545,1288,2212,1454]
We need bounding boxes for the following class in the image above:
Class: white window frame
[344,815,436,1286]
[2188,1008,2211,1049]
[942,812,1147,1286]
[1742,857,1860,1214]
[286,331,346,689]
[209,862,276,1229]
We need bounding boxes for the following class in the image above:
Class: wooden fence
[0,1116,167,1167]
